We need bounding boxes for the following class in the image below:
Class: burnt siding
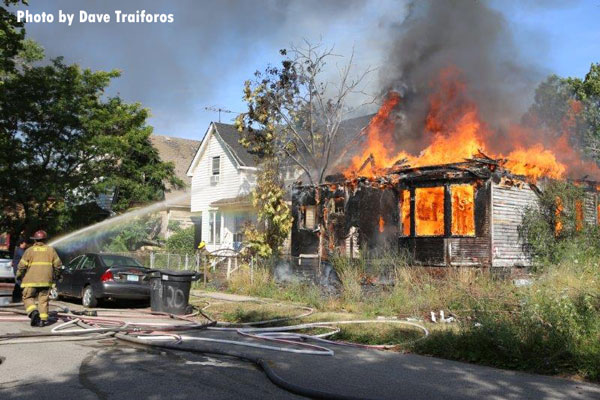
[584,192,596,226]
[491,183,539,267]
[400,237,446,265]
[291,186,319,256]
[447,237,490,266]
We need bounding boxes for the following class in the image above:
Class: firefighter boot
[29,310,42,327]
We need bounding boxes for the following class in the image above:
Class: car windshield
[100,255,144,268]
[0,250,11,260]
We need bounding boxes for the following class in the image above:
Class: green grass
[218,251,600,382]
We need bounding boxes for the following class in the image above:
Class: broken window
[575,200,584,231]
[399,190,410,236]
[301,205,317,229]
[451,184,475,236]
[415,187,444,236]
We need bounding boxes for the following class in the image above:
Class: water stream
[50,193,190,255]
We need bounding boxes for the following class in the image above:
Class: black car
[52,253,151,308]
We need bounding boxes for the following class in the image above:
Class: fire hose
[0,302,429,400]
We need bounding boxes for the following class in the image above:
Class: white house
[186,122,258,252]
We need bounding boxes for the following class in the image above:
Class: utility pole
[204,106,236,123]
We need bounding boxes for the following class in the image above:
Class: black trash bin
[148,270,200,315]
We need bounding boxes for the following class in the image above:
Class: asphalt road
[1,296,600,399]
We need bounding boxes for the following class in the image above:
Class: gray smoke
[14,0,404,139]
[378,0,550,154]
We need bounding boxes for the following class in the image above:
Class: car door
[70,254,97,298]
[58,255,83,296]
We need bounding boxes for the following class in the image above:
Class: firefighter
[16,230,62,327]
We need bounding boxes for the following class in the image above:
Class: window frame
[211,156,221,176]
[414,186,445,237]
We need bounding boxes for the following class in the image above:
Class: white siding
[189,124,256,252]
[491,183,539,267]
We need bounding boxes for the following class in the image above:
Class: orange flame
[379,215,385,233]
[344,67,599,182]
[451,184,475,236]
[415,187,445,236]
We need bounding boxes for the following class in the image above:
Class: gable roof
[150,134,201,206]
[187,122,258,177]
[213,122,258,168]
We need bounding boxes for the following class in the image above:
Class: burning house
[290,75,600,269]
[292,157,599,268]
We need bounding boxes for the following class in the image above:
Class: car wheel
[82,285,98,308]
[49,286,59,300]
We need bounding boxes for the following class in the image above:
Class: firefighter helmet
[31,230,48,240]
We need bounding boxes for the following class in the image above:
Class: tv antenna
[204,106,237,123]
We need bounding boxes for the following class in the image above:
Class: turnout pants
[22,287,50,321]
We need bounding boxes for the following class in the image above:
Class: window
[233,213,253,243]
[100,255,142,267]
[451,184,475,236]
[212,156,221,176]
[78,256,96,270]
[211,156,221,184]
[209,211,221,245]
[67,256,83,270]
[575,200,584,231]
[415,187,444,236]
[301,205,317,229]
[399,190,411,236]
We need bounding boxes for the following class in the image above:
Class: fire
[379,215,385,233]
[451,184,475,236]
[399,190,410,236]
[415,187,444,236]
[575,200,584,232]
[344,67,599,182]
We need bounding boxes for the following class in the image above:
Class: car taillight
[101,270,114,282]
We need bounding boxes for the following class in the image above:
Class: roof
[212,122,258,167]
[150,134,201,206]
[210,194,252,208]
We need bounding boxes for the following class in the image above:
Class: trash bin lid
[159,269,197,277]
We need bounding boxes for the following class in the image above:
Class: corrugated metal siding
[491,183,539,267]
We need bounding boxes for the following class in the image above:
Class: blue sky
[12,0,600,141]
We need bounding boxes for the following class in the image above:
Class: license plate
[126,274,139,282]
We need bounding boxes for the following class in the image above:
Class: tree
[236,42,373,257]
[242,157,292,258]
[526,63,600,162]
[236,42,374,185]
[0,0,26,80]
[0,57,183,239]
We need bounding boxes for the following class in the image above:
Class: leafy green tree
[103,216,162,252]
[527,63,600,161]
[0,57,182,239]
[0,0,26,80]
[166,225,195,252]
[243,157,292,258]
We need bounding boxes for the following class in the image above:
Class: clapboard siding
[491,183,539,267]
[584,193,596,226]
[189,124,256,252]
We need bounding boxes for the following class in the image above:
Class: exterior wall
[490,182,539,267]
[583,192,596,226]
[189,126,256,252]
[399,179,491,267]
